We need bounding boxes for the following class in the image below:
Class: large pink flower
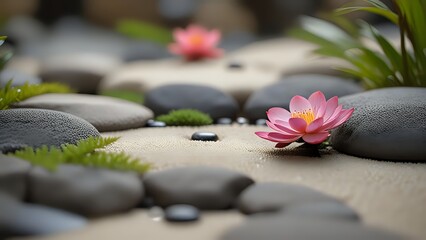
[255,91,354,148]
[169,24,223,61]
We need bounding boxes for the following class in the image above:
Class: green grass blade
[335,7,398,24]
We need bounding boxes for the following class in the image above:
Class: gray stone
[0,69,41,87]
[144,84,239,120]
[144,166,254,209]
[28,164,143,217]
[282,201,360,222]
[191,132,219,142]
[236,117,249,125]
[243,74,362,121]
[0,155,31,200]
[221,214,402,240]
[237,182,341,215]
[0,192,86,238]
[255,119,267,126]
[0,109,100,153]
[165,204,200,222]
[216,118,233,125]
[14,93,153,132]
[146,120,167,128]
[331,87,426,162]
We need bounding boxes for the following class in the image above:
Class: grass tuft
[156,109,213,126]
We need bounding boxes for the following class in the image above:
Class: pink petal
[325,108,354,129]
[205,29,221,46]
[174,29,189,45]
[267,107,291,123]
[255,132,299,143]
[289,118,307,132]
[302,132,330,144]
[187,24,207,35]
[290,95,312,114]
[273,122,301,135]
[323,105,342,125]
[308,91,326,117]
[306,117,324,133]
[323,96,339,121]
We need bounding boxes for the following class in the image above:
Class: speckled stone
[0,192,87,238]
[144,166,254,209]
[144,84,239,120]
[221,214,402,240]
[331,87,426,162]
[243,74,362,121]
[14,93,153,132]
[237,182,341,215]
[191,132,219,142]
[0,109,100,153]
[0,155,31,200]
[165,204,200,222]
[28,165,143,217]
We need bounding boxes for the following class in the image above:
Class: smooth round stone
[221,214,402,240]
[165,204,200,222]
[0,155,31,200]
[14,93,153,132]
[145,120,167,128]
[216,118,233,125]
[0,69,41,87]
[144,84,239,120]
[331,87,426,162]
[243,74,362,121]
[0,192,87,237]
[237,182,341,215]
[255,119,267,126]
[236,117,249,125]
[0,109,100,154]
[28,164,143,217]
[282,201,360,222]
[191,132,219,142]
[143,166,254,209]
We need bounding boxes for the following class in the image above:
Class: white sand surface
[16,125,426,240]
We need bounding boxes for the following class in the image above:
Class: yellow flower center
[189,34,204,46]
[291,109,315,124]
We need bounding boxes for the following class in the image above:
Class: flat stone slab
[143,166,254,209]
[0,108,100,153]
[29,164,143,217]
[331,87,426,162]
[0,155,31,200]
[236,182,342,215]
[15,93,153,132]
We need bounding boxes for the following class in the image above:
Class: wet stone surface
[191,132,219,142]
[165,204,200,222]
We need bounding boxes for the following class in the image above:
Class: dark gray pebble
[191,132,218,142]
[165,204,200,222]
[146,120,166,127]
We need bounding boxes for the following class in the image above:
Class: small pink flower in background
[255,91,354,148]
[169,24,223,61]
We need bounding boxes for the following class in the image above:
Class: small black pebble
[146,120,166,127]
[191,132,218,141]
[165,204,200,222]
[216,118,233,125]
[236,117,249,125]
[255,119,267,126]
[227,62,244,69]
[139,197,155,208]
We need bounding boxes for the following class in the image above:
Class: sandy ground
[16,125,426,240]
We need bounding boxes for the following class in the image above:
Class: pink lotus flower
[255,91,354,148]
[169,24,223,61]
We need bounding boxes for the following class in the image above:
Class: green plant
[100,90,144,104]
[116,20,172,45]
[0,80,73,110]
[156,109,213,126]
[291,0,426,89]
[10,136,150,173]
